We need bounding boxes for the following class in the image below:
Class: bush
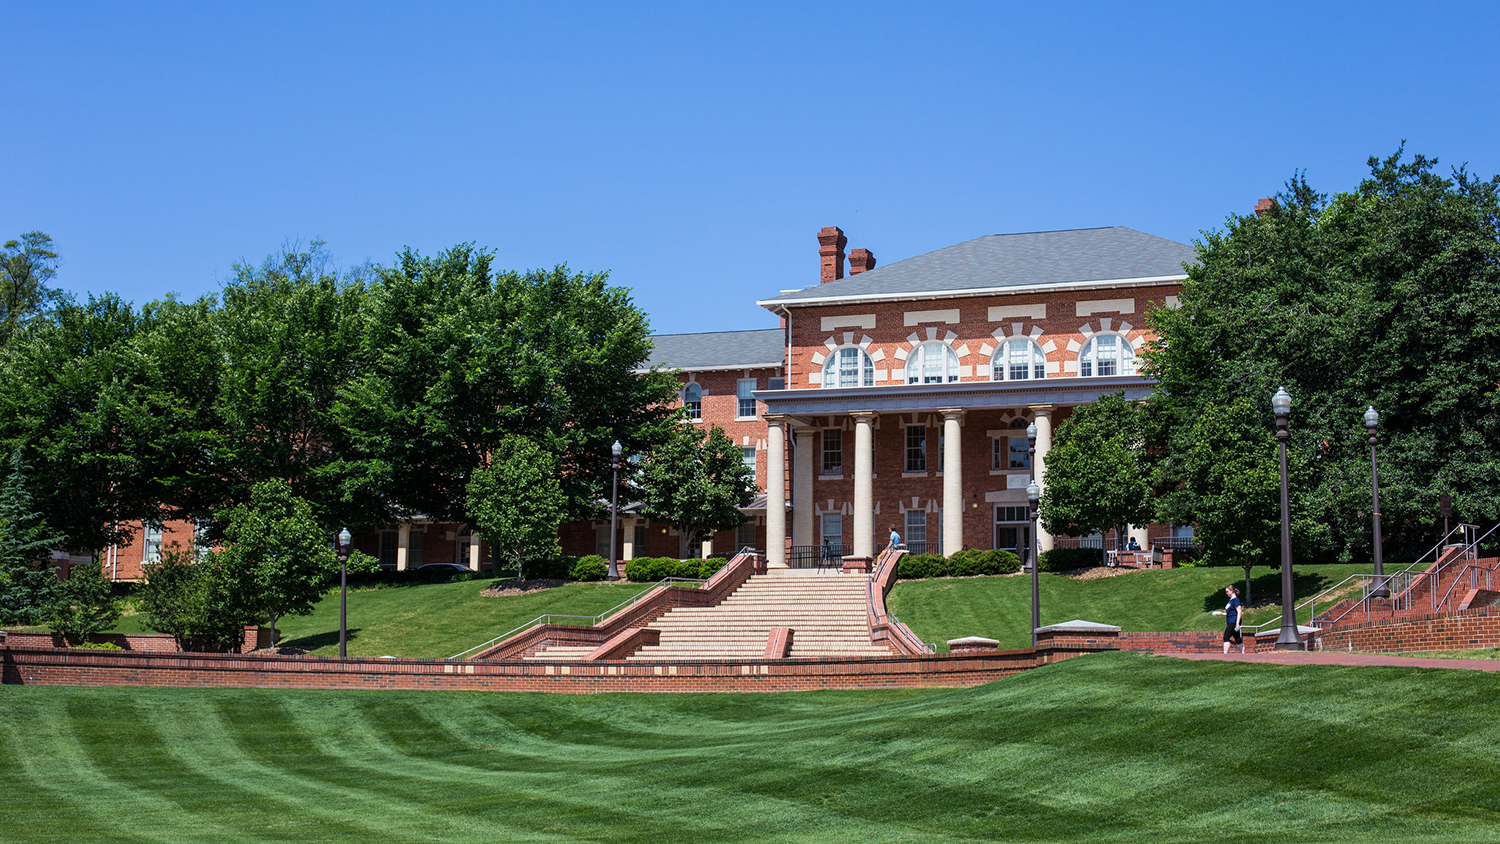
[897,553,947,579]
[73,641,123,650]
[522,555,575,580]
[569,555,608,582]
[46,559,120,646]
[625,556,723,582]
[137,549,247,653]
[1039,547,1104,571]
[951,549,1022,576]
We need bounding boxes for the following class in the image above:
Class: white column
[396,523,410,571]
[622,517,638,561]
[765,416,788,568]
[852,411,877,558]
[940,408,964,557]
[469,532,482,571]
[792,426,816,550]
[1129,524,1150,551]
[1031,406,1054,553]
[701,538,713,559]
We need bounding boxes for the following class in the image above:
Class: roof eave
[634,361,783,375]
[756,274,1188,310]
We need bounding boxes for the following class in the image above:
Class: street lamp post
[1440,492,1452,543]
[1028,479,1041,648]
[337,527,351,658]
[1027,420,1040,647]
[607,440,623,581]
[1272,387,1304,650]
[1365,406,1388,599]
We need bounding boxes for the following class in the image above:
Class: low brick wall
[1314,607,1500,653]
[0,643,1115,693]
[1119,631,1222,653]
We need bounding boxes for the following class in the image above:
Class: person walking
[1220,584,1244,654]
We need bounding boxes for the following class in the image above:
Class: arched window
[682,382,703,420]
[1078,334,1136,377]
[992,338,1046,381]
[823,346,875,388]
[906,342,960,384]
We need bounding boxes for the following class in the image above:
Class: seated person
[1125,536,1141,552]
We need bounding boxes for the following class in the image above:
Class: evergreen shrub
[569,555,608,582]
[1039,547,1104,571]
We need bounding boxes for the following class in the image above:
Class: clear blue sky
[6,1,1497,335]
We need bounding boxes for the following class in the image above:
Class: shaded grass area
[889,564,1374,650]
[5,653,1500,843]
[109,578,654,658]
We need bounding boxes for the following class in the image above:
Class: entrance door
[994,505,1031,559]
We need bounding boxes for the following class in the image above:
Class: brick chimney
[1254,198,1277,218]
[849,248,876,274]
[818,226,847,283]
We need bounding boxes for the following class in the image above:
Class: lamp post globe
[608,440,623,581]
[1272,386,1304,650]
[337,528,352,658]
[1027,479,1041,647]
[1365,406,1388,598]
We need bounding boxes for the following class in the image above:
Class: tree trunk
[1242,566,1253,605]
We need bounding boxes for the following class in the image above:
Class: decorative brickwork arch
[891,326,972,382]
[1063,318,1148,376]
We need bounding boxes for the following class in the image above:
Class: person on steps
[889,526,902,550]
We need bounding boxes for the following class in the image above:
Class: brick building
[96,221,1196,578]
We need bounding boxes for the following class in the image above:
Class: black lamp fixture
[337,527,352,658]
[1272,386,1304,651]
[608,440,623,581]
[1365,406,1388,599]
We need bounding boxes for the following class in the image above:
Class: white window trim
[822,346,876,389]
[991,337,1048,382]
[1078,332,1137,378]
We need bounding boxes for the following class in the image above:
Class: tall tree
[0,232,61,347]
[214,243,381,529]
[0,450,64,625]
[343,246,680,524]
[1038,393,1153,544]
[639,424,755,553]
[1145,147,1500,564]
[466,436,567,578]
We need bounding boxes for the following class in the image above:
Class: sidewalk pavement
[1164,651,1500,672]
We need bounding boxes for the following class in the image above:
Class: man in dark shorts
[1221,584,1244,654]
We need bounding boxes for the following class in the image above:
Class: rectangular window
[741,446,757,473]
[822,429,843,474]
[737,378,757,418]
[905,510,927,547]
[1009,437,1031,470]
[408,528,425,567]
[931,510,942,557]
[906,426,927,472]
[768,377,786,391]
[633,522,647,553]
[379,530,398,568]
[995,506,1029,523]
[938,432,945,472]
[992,438,1004,470]
[193,520,213,558]
[821,513,843,546]
[736,520,757,551]
[142,522,163,565]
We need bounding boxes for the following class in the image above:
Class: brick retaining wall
[1314,607,1500,653]
[1,640,1107,693]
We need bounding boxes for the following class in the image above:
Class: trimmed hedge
[569,555,609,582]
[624,556,728,583]
[1038,547,1104,571]
[896,549,1022,579]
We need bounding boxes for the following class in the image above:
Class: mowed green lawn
[5,653,1500,843]
[111,578,654,659]
[888,564,1374,650]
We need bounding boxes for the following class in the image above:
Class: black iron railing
[790,544,851,568]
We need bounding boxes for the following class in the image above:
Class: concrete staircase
[524,568,893,662]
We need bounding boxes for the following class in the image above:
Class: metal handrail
[446,575,708,660]
[1433,563,1496,614]
[867,545,937,654]
[1244,522,1492,635]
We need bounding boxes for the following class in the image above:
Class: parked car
[416,562,471,572]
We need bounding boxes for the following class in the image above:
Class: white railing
[1244,522,1492,635]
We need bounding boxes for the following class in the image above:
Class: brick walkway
[1166,651,1500,671]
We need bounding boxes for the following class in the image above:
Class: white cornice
[755,275,1187,310]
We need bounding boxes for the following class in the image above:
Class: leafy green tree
[343,246,679,523]
[138,546,246,653]
[1039,393,1152,545]
[466,436,567,579]
[0,295,221,549]
[214,480,339,646]
[1145,147,1500,564]
[214,243,382,529]
[0,232,61,348]
[0,449,64,625]
[640,424,755,555]
[46,559,120,646]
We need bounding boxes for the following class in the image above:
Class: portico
[758,376,1153,566]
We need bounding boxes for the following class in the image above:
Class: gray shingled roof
[759,226,1196,305]
[642,328,784,371]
